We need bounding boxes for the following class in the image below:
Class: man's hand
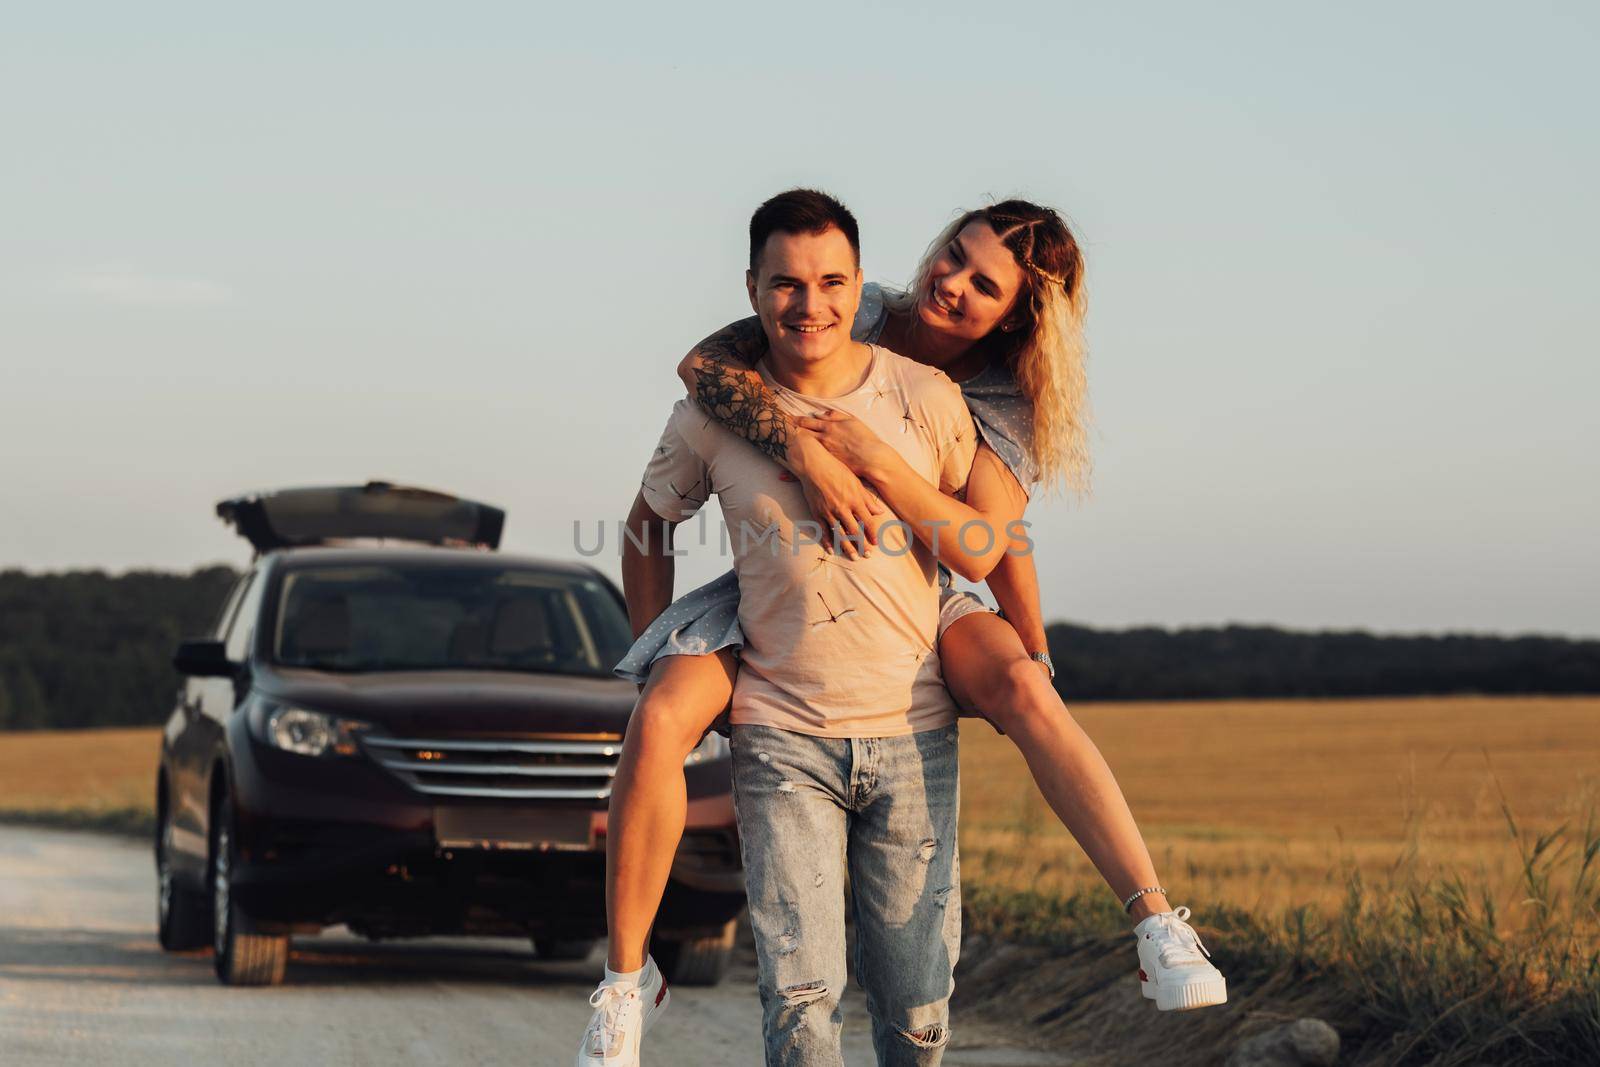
[792,436,884,561]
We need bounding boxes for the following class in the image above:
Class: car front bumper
[224,723,744,936]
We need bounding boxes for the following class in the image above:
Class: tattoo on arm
[689,320,796,461]
[691,317,768,369]
[692,360,794,460]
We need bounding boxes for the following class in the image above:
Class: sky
[2,2,1596,637]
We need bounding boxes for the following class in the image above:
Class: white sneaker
[1135,906,1228,1011]
[576,959,670,1066]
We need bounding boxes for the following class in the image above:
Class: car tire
[156,802,209,951]
[210,799,289,986]
[654,919,736,986]
[533,936,597,961]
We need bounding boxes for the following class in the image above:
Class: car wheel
[532,936,597,961]
[210,800,289,986]
[654,919,736,986]
[156,803,209,951]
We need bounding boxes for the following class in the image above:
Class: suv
[155,483,744,986]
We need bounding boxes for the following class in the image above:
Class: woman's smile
[925,288,963,320]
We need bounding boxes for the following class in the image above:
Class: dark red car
[155,483,743,985]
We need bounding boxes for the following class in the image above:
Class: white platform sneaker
[1135,906,1228,1011]
[576,958,670,1066]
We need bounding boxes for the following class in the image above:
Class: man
[579,189,977,1067]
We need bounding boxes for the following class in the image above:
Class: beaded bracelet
[1122,885,1167,913]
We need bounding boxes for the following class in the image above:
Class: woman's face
[914,220,1026,344]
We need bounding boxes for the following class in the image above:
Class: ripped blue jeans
[730,723,961,1067]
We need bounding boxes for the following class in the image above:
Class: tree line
[0,567,238,730]
[0,566,1595,731]
[1044,621,1600,700]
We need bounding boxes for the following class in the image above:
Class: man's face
[746,227,863,370]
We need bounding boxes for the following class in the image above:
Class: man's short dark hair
[749,188,861,272]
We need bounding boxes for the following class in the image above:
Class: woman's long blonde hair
[885,200,1091,496]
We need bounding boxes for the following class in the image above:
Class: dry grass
[959,695,1600,918]
[4,697,1598,912]
[957,696,1600,1065]
[0,726,160,819]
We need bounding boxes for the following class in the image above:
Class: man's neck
[763,341,874,398]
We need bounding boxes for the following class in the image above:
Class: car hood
[255,667,637,737]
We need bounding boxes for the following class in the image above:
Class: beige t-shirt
[640,344,978,738]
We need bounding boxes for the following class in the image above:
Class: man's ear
[746,269,758,314]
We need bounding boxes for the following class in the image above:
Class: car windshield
[271,564,632,676]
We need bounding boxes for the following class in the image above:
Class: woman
[580,200,1225,1063]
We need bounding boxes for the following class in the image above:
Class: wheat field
[0,725,161,818]
[3,697,1598,921]
[959,695,1600,918]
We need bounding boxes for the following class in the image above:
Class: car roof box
[217,482,505,553]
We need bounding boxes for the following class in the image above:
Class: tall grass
[963,796,1600,1065]
[1326,789,1600,1064]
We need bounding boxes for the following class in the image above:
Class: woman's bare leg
[940,612,1174,922]
[605,650,737,972]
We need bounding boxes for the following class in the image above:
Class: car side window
[224,571,267,664]
[213,577,250,641]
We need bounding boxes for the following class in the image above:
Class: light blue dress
[614,283,1038,684]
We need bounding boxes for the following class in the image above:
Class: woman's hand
[795,410,895,480]
[792,436,885,560]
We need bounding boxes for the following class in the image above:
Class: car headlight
[683,731,729,766]
[266,706,369,758]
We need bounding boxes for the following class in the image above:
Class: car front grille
[363,735,622,801]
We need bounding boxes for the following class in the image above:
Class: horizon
[2,554,1592,644]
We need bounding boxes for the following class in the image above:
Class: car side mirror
[174,639,235,677]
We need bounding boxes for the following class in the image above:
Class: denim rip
[731,723,961,1067]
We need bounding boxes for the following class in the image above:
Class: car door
[167,572,247,873]
[174,567,264,864]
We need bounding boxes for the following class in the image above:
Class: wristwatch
[1030,651,1055,680]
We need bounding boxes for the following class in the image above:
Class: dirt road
[0,825,1066,1066]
